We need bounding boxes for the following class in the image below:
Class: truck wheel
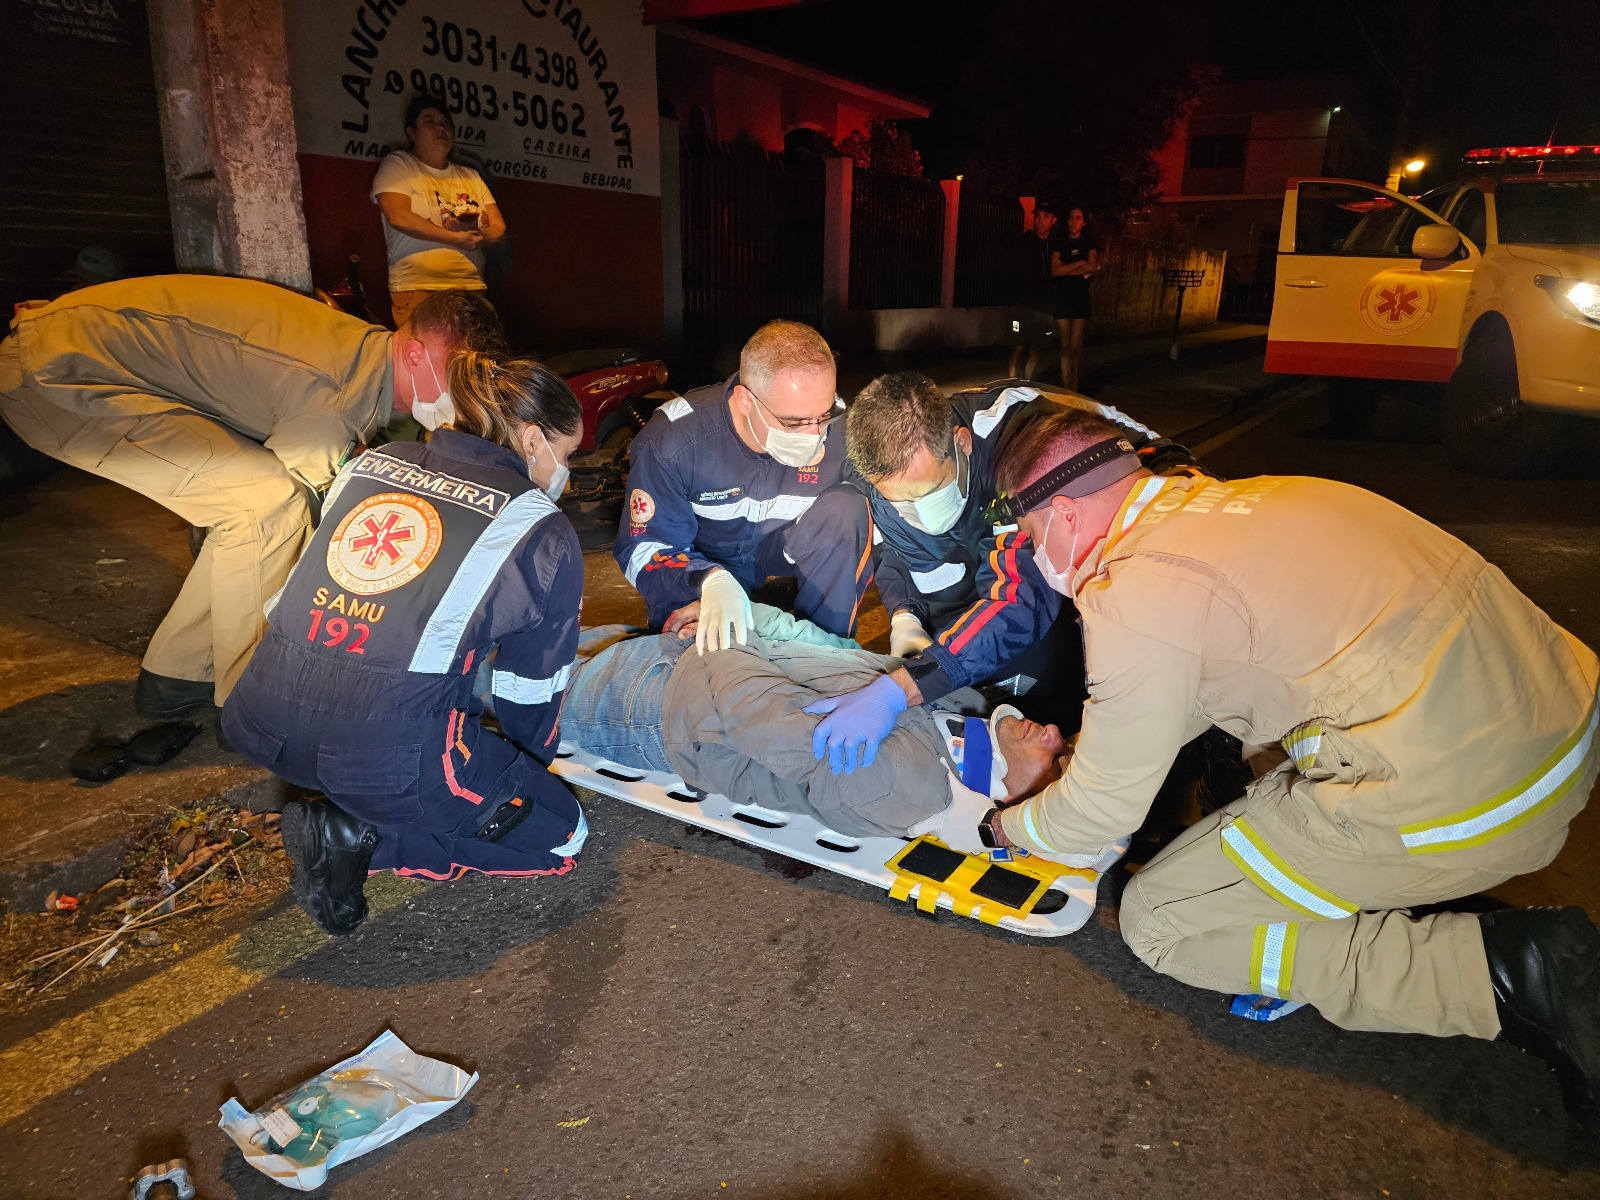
[1441,327,1563,478]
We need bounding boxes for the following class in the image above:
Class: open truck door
[1265,180,1478,382]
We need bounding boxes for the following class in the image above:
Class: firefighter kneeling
[900,406,1600,1132]
[223,355,588,934]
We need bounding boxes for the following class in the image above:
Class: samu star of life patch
[326,492,443,595]
[629,488,656,524]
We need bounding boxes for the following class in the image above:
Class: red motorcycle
[543,347,676,515]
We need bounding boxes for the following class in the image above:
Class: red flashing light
[1465,145,1600,160]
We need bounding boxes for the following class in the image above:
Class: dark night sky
[699,0,1600,194]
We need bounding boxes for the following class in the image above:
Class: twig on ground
[35,860,226,992]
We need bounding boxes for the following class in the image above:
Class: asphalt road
[5,372,1600,1199]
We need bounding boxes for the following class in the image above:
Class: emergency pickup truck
[1264,146,1600,476]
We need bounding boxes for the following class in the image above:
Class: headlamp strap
[1014,435,1137,513]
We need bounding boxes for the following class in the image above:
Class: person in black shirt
[1052,206,1100,391]
[1007,202,1060,381]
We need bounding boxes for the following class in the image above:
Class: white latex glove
[907,771,995,855]
[889,610,934,658]
[695,567,753,655]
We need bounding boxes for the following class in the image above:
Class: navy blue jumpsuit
[613,374,874,637]
[222,429,586,881]
[864,384,1163,715]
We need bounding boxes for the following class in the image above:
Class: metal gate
[679,137,825,366]
[954,196,1025,308]
[848,169,943,310]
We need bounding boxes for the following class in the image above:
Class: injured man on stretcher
[551,606,1068,838]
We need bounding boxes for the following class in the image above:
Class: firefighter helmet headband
[983,434,1141,527]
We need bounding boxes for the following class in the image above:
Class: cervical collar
[935,706,1018,801]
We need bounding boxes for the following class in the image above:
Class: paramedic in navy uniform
[222,355,589,935]
[613,320,874,651]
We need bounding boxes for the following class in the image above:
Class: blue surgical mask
[892,445,968,536]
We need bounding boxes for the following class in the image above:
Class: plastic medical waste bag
[218,1030,477,1190]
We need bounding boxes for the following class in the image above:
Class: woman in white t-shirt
[371,93,507,328]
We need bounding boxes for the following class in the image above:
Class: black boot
[134,669,215,721]
[280,799,379,936]
[1480,906,1600,1133]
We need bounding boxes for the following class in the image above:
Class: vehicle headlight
[1535,275,1600,324]
[1566,281,1600,321]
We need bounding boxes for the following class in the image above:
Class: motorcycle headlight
[1566,281,1600,321]
[1535,275,1600,324]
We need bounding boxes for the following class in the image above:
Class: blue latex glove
[805,673,909,774]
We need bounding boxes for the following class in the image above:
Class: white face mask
[743,390,832,468]
[1034,509,1079,596]
[409,350,457,431]
[526,425,569,502]
[892,445,968,536]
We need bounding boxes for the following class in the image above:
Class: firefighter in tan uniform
[0,275,504,719]
[911,406,1600,1132]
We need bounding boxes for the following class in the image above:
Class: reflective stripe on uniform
[1284,722,1323,772]
[970,387,1037,439]
[690,493,817,525]
[1220,817,1359,919]
[1017,797,1060,855]
[491,662,573,706]
[1119,475,1168,533]
[1250,921,1299,1000]
[911,561,966,594]
[1398,694,1600,854]
[624,538,672,586]
[551,806,589,856]
[409,489,559,674]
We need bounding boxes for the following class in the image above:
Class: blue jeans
[562,630,690,773]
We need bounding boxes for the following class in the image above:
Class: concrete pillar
[822,156,853,326]
[148,0,311,291]
[659,118,683,357]
[939,178,960,308]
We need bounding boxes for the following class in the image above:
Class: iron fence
[679,137,825,363]
[848,169,944,310]
[953,197,1026,307]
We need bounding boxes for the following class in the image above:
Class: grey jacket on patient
[660,637,982,838]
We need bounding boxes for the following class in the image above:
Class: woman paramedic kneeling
[222,354,587,935]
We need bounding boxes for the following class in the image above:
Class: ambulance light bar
[1464,146,1600,162]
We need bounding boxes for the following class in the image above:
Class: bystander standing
[1051,206,1100,390]
[1007,201,1059,382]
[372,93,507,329]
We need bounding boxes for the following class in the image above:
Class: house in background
[656,24,929,154]
[1134,75,1382,318]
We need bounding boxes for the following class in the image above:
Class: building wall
[298,155,662,353]
[1244,108,1332,195]
[713,66,783,149]
[658,30,918,148]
